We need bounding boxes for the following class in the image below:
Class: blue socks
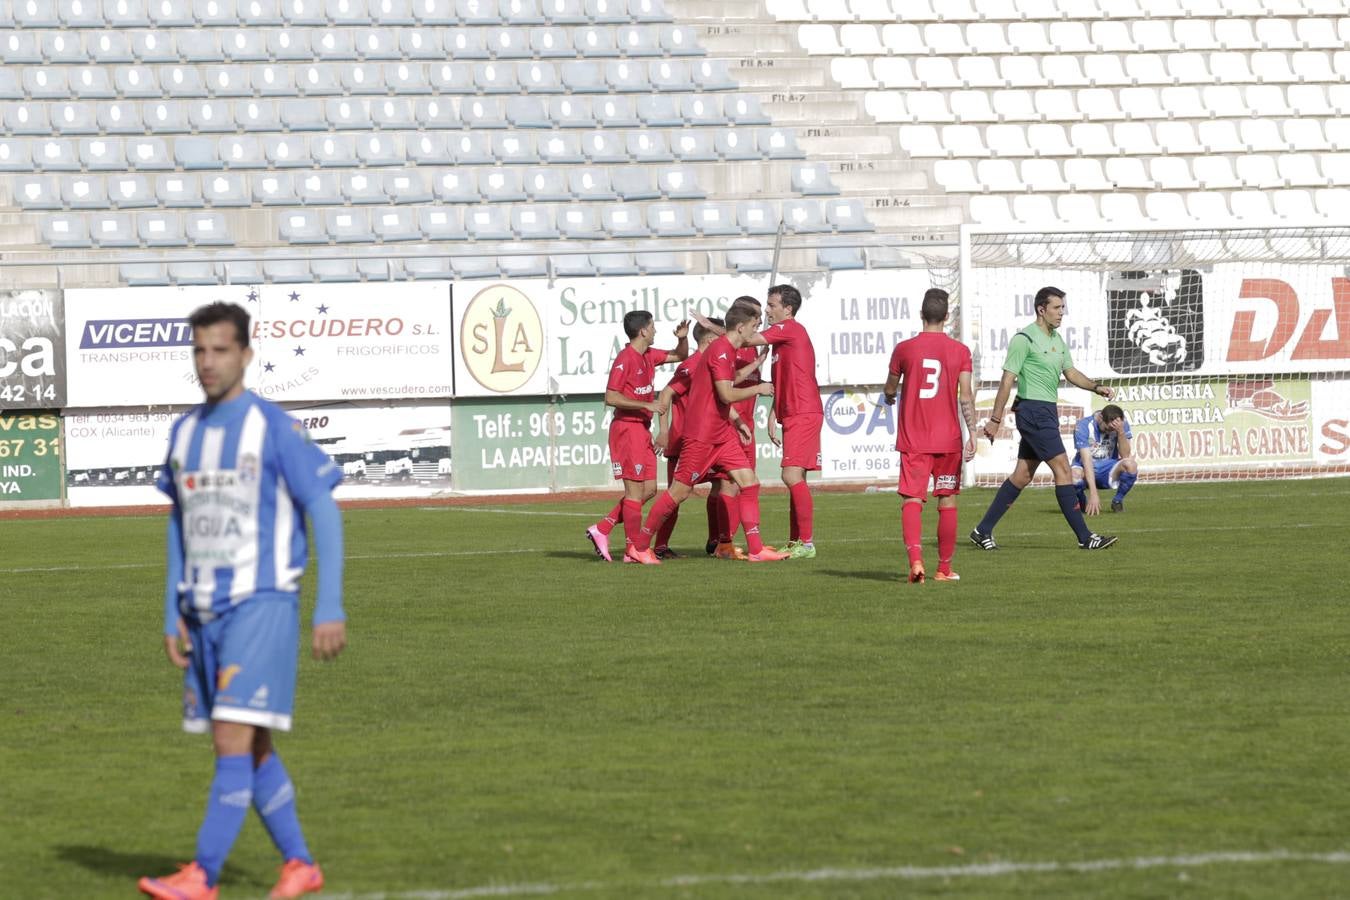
[195,754,253,886]
[977,479,1022,535]
[1114,470,1137,503]
[253,754,313,864]
[1055,484,1093,543]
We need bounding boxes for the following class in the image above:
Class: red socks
[654,505,678,550]
[738,485,764,555]
[597,500,623,536]
[902,502,924,565]
[636,492,677,553]
[937,506,957,573]
[788,481,813,543]
[621,498,643,551]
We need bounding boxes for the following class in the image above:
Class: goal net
[961,227,1350,485]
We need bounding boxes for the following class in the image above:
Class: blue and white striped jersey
[157,391,341,622]
[1073,414,1133,461]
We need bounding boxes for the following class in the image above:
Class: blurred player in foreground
[140,302,344,900]
[882,289,977,583]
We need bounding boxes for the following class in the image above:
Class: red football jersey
[761,319,823,419]
[663,349,702,449]
[733,345,762,433]
[683,336,737,445]
[607,345,670,425]
[887,331,973,453]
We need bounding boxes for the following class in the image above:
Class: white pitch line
[0,521,1319,575]
[320,849,1350,900]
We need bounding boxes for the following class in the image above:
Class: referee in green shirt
[970,286,1119,551]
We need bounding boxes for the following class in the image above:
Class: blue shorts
[182,594,299,734]
[1014,399,1068,463]
[1074,457,1124,489]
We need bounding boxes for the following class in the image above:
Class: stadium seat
[156,173,204,206]
[466,206,513,240]
[512,206,560,239]
[657,166,704,199]
[90,212,137,246]
[216,256,264,284]
[563,61,607,92]
[818,247,865,270]
[612,167,658,200]
[309,257,361,282]
[384,170,433,203]
[595,96,640,127]
[601,206,647,238]
[591,252,639,277]
[582,130,626,162]
[262,253,311,283]
[342,171,390,203]
[139,211,189,247]
[538,132,586,163]
[524,168,571,201]
[35,139,81,171]
[42,213,92,248]
[550,251,596,277]
[254,172,299,204]
[499,254,549,278]
[725,241,772,273]
[297,171,344,205]
[462,98,509,129]
[672,131,717,162]
[569,167,616,200]
[646,203,694,237]
[558,206,603,239]
[628,131,672,162]
[715,129,759,161]
[550,96,596,127]
[419,207,468,240]
[109,173,157,207]
[328,208,377,242]
[480,168,527,202]
[0,139,27,171]
[493,133,538,164]
[649,60,693,91]
[507,96,553,128]
[434,170,480,203]
[452,256,501,279]
[202,172,250,205]
[637,95,683,126]
[450,132,495,164]
[62,175,110,208]
[357,133,404,166]
[737,200,778,234]
[270,29,314,60]
[783,200,829,233]
[6,102,51,135]
[186,211,232,245]
[121,263,172,286]
[408,132,453,165]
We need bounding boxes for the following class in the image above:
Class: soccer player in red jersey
[629,305,789,564]
[882,288,977,583]
[743,284,823,560]
[586,311,688,562]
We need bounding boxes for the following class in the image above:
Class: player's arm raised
[663,320,690,364]
[1065,367,1114,400]
[1116,418,1133,459]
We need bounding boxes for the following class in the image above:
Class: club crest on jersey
[238,453,259,483]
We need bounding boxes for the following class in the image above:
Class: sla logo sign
[460,285,543,393]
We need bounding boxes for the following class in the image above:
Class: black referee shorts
[1014,399,1068,462]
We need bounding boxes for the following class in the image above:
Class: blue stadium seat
[524,167,571,201]
[150,0,195,26]
[69,68,117,100]
[595,96,640,126]
[725,94,771,125]
[542,0,587,23]
[444,28,490,58]
[139,211,189,247]
[538,132,585,163]
[297,171,344,204]
[327,208,376,242]
[562,61,607,92]
[461,98,509,129]
[512,206,560,239]
[408,132,454,164]
[416,97,460,129]
[92,102,139,135]
[42,213,92,248]
[222,31,269,61]
[466,205,513,240]
[659,24,701,55]
[550,96,595,127]
[475,61,520,92]
[121,263,172,286]
[646,203,695,237]
[791,162,839,196]
[91,212,137,246]
[591,252,639,276]
[356,133,404,166]
[480,168,527,202]
[131,32,178,64]
[385,62,433,93]
[450,132,495,164]
[313,28,359,61]
[0,138,27,170]
[452,256,501,279]
[127,138,174,169]
[0,32,42,64]
[627,131,672,163]
[419,207,467,240]
[373,208,421,242]
[501,0,546,23]
[612,167,658,200]
[237,99,282,131]
[203,65,251,96]
[574,25,618,56]
[369,0,415,22]
[189,100,235,133]
[758,128,804,159]
[113,67,159,98]
[202,172,250,205]
[518,61,563,92]
[89,31,135,62]
[506,95,552,128]
[586,0,627,24]
[691,202,739,236]
[569,167,616,200]
[582,130,626,162]
[296,64,343,95]
[145,101,191,134]
[25,69,71,100]
[672,131,717,161]
[218,135,266,168]
[106,0,153,26]
[657,165,704,198]
[262,134,307,168]
[616,25,661,56]
[824,198,872,233]
[782,199,829,233]
[63,174,110,208]
[178,30,224,62]
[681,95,725,125]
[736,200,778,234]
[52,103,99,135]
[488,27,533,57]
[637,95,683,126]
[269,29,314,60]
[434,170,480,203]
[253,172,299,204]
[327,98,373,129]
[401,29,443,58]
[558,206,603,239]
[343,63,387,95]
[602,206,647,237]
[169,262,219,285]
[280,99,327,131]
[530,26,574,56]
[157,173,204,206]
[384,170,433,203]
[649,60,693,92]
[411,0,456,23]
[185,211,232,244]
[43,33,89,64]
[329,0,374,25]
[61,0,108,26]
[5,102,49,135]
[342,170,390,203]
[693,59,737,90]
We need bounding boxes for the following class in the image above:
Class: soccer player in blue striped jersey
[139,302,344,900]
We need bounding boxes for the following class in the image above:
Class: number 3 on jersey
[918,358,942,399]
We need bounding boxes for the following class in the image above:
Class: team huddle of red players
[586,284,976,582]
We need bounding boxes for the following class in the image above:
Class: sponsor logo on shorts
[217,664,242,691]
[249,685,270,709]
[935,474,958,490]
[612,462,623,476]
[635,463,644,475]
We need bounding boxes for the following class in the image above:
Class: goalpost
[958,226,1350,485]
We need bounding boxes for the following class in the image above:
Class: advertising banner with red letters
[64,284,453,407]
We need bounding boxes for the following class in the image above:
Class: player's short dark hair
[188,302,250,349]
[725,304,759,330]
[1034,286,1065,314]
[920,288,949,324]
[768,284,802,315]
[733,294,761,308]
[623,310,653,339]
[1101,404,1125,423]
[693,317,723,344]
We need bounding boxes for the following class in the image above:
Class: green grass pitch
[1,479,1347,899]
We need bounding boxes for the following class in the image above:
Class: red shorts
[897,450,962,500]
[674,436,752,487]
[780,413,823,471]
[609,421,657,482]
